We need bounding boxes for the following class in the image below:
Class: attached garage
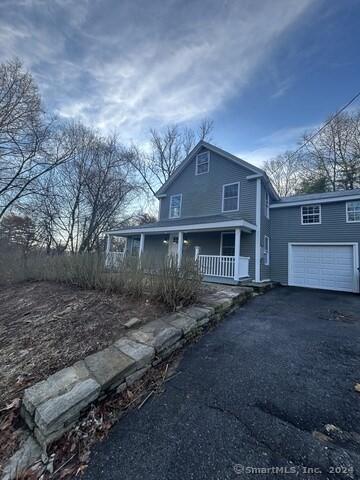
[288,243,359,293]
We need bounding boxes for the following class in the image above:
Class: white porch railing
[197,255,249,279]
[105,251,125,268]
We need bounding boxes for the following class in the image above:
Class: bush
[0,251,203,310]
[148,258,202,310]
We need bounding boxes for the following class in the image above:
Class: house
[105,141,360,293]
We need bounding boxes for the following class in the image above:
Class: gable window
[169,194,182,218]
[301,205,321,224]
[346,201,360,223]
[265,191,270,219]
[220,232,235,256]
[264,235,270,266]
[222,182,240,212]
[195,151,210,175]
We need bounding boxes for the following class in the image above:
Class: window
[195,151,210,175]
[169,194,182,218]
[346,201,360,223]
[264,236,270,266]
[221,232,235,256]
[301,205,321,224]
[222,182,240,212]
[265,191,270,219]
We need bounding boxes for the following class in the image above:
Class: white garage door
[289,244,357,293]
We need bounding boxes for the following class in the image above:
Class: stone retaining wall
[20,287,253,449]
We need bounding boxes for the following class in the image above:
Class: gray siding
[241,231,255,280]
[128,230,255,280]
[159,147,257,224]
[270,201,360,284]
[261,183,271,280]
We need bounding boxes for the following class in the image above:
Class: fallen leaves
[354,383,360,392]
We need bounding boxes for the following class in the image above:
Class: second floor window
[222,182,239,212]
[169,194,182,218]
[195,151,210,175]
[301,205,321,224]
[346,201,360,222]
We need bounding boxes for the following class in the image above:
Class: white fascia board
[271,194,360,208]
[105,219,256,236]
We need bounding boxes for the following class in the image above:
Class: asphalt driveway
[84,287,360,480]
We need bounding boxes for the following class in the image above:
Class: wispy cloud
[238,123,318,166]
[0,0,315,142]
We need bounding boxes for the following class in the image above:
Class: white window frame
[264,235,270,266]
[195,151,210,175]
[346,201,360,223]
[222,182,240,213]
[169,194,182,219]
[301,204,321,225]
[265,191,270,219]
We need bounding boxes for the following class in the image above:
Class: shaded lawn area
[0,281,168,409]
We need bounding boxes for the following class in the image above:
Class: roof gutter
[270,194,360,208]
[105,219,257,236]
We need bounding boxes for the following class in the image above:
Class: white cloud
[238,123,318,166]
[0,0,316,142]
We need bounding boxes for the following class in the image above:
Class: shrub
[0,251,203,310]
[148,258,202,310]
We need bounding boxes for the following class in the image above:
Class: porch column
[234,228,241,281]
[194,246,200,261]
[105,234,112,267]
[139,233,145,258]
[177,231,183,268]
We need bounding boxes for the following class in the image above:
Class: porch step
[240,280,277,294]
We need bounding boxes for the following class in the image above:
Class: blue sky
[1,0,359,166]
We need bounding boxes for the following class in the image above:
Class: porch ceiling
[107,216,256,236]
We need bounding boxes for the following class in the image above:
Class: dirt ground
[0,281,168,409]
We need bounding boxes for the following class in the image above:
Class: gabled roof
[156,141,280,200]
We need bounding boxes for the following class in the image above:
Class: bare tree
[131,119,214,196]
[0,59,75,219]
[300,112,360,192]
[264,111,360,196]
[263,151,302,197]
[29,125,138,253]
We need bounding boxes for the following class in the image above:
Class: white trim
[234,228,241,281]
[169,193,182,219]
[288,242,359,293]
[255,178,261,282]
[246,174,262,180]
[271,194,360,208]
[195,150,210,175]
[106,219,256,236]
[156,140,266,197]
[139,233,145,258]
[222,182,240,213]
[177,231,183,267]
[301,204,321,225]
[346,200,360,223]
[264,235,270,266]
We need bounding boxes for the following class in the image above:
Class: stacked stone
[21,287,253,448]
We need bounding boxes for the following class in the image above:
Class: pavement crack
[253,402,309,433]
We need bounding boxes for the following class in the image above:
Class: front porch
[105,219,256,284]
